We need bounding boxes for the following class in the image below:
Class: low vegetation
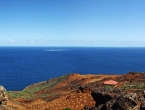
[63,108,72,110]
[7,74,70,100]
[122,82,145,90]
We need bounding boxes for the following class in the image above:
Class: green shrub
[63,108,72,110]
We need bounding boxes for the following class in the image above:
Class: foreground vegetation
[7,74,69,101]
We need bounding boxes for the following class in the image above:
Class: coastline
[5,72,145,109]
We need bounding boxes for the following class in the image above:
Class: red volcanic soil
[7,72,145,110]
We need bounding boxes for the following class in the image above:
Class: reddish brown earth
[6,72,145,110]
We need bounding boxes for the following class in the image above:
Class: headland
[2,72,145,110]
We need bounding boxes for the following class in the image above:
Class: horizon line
[0,46,145,48]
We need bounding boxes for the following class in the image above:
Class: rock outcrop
[0,86,7,110]
[84,88,145,110]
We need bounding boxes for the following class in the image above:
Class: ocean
[0,47,145,90]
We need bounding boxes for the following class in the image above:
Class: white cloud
[0,39,17,42]
[0,38,145,47]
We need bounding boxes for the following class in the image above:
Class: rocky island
[2,72,145,110]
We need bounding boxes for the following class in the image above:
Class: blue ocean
[0,47,145,90]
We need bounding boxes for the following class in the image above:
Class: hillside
[5,72,145,110]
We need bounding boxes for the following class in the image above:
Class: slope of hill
[6,72,145,110]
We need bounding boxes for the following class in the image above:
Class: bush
[63,107,72,110]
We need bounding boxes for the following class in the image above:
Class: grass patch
[7,74,70,100]
[103,85,114,90]
[63,107,72,110]
[121,82,145,90]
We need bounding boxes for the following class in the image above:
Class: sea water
[0,47,145,90]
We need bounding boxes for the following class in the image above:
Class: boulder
[91,90,113,107]
[140,101,145,110]
[90,90,140,110]
[112,93,137,110]
[77,86,91,93]
[0,86,7,110]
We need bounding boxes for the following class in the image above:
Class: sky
[0,0,145,47]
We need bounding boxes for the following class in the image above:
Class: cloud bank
[0,38,145,47]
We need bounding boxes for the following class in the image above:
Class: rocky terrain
[0,85,7,110]
[4,72,145,110]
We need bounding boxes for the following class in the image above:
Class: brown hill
[7,72,145,110]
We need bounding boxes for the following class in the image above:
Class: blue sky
[0,0,145,47]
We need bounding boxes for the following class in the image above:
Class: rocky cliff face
[0,86,7,110]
